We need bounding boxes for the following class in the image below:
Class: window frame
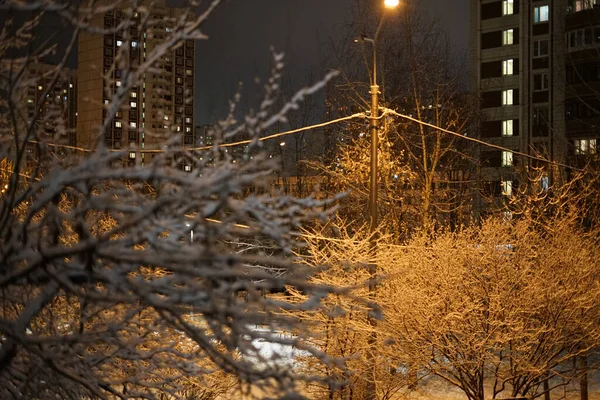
[502,180,513,196]
[533,39,549,57]
[502,120,514,136]
[533,73,549,91]
[533,5,549,23]
[502,59,514,75]
[502,89,514,106]
[503,29,514,46]
[502,0,514,15]
[501,151,514,167]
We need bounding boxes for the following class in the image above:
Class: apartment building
[77,0,195,164]
[24,63,78,146]
[471,0,600,200]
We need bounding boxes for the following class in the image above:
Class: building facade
[25,63,78,147]
[471,0,600,200]
[77,1,195,164]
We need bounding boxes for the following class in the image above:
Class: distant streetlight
[384,0,400,8]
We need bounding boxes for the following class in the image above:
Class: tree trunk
[543,376,551,400]
[579,353,588,400]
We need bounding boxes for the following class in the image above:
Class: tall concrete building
[77,1,195,164]
[471,0,600,200]
[25,63,78,147]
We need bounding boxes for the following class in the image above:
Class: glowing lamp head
[384,0,400,8]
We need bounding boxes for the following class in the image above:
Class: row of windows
[567,0,600,13]
[104,36,139,48]
[481,1,548,23]
[482,89,519,108]
[481,58,520,78]
[566,99,600,120]
[175,67,194,77]
[175,47,194,58]
[481,119,520,138]
[574,138,597,154]
[175,76,194,86]
[481,28,520,50]
[567,26,600,51]
[105,130,138,141]
[566,62,600,84]
[480,150,516,168]
[174,57,194,67]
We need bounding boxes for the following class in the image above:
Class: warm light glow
[384,0,399,8]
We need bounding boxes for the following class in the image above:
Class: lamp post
[356,1,398,398]
[358,0,399,239]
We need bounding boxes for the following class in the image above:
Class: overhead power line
[18,106,593,173]
[382,107,589,174]
[23,112,366,154]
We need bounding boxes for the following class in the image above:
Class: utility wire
[22,112,366,154]
[382,107,590,174]
[17,106,593,174]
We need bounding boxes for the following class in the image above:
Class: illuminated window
[131,92,137,98]
[534,5,549,22]
[184,165,191,172]
[502,180,513,196]
[502,59,514,75]
[503,29,514,45]
[131,41,138,48]
[115,121,122,128]
[574,138,597,154]
[37,85,43,91]
[502,120,514,136]
[185,69,192,76]
[540,175,549,191]
[116,40,123,47]
[573,0,598,12]
[502,89,514,106]
[116,81,122,87]
[503,0,514,15]
[130,101,137,108]
[129,152,136,159]
[130,121,137,128]
[502,151,514,166]
[186,126,192,133]
[185,117,191,123]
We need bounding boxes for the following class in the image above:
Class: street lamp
[357,1,398,398]
[357,0,399,239]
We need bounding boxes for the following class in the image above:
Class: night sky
[195,0,470,124]
[23,0,470,126]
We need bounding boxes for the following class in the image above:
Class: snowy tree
[279,222,409,400]
[0,1,341,398]
[316,0,478,239]
[382,206,600,400]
